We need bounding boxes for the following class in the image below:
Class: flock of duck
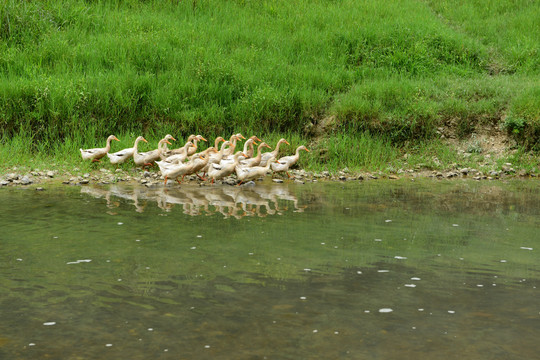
[80,134,309,185]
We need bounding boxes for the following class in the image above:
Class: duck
[238,142,272,168]
[192,136,224,158]
[259,138,290,167]
[161,142,195,164]
[189,148,218,180]
[141,134,176,162]
[235,156,275,185]
[223,133,245,157]
[106,147,134,166]
[243,136,262,158]
[237,137,260,161]
[187,135,207,156]
[202,141,232,174]
[271,145,310,178]
[134,138,171,168]
[168,134,199,156]
[157,155,202,185]
[80,135,120,162]
[207,151,246,184]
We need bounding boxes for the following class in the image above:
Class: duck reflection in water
[81,183,305,218]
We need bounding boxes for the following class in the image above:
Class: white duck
[207,151,246,184]
[239,142,272,168]
[134,138,171,168]
[223,133,245,157]
[235,156,275,185]
[271,145,310,178]
[168,134,198,156]
[192,136,224,158]
[259,138,290,167]
[106,147,134,166]
[242,136,262,158]
[187,135,207,156]
[190,148,218,180]
[80,135,120,162]
[162,142,195,164]
[202,141,232,174]
[157,155,202,185]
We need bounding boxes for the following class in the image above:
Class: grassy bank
[1,0,539,173]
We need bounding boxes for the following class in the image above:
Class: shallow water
[1,179,539,359]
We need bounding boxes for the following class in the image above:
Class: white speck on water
[334,331,339,335]
[28,343,35,346]
[190,247,196,250]
[17,258,23,261]
[117,222,123,225]
[379,308,393,313]
[145,267,150,270]
[106,260,110,262]
[66,259,92,265]
[148,328,153,331]
[411,277,421,281]
[117,279,122,281]
[459,257,464,260]
[304,268,311,272]
[477,284,484,287]
[277,258,281,260]
[334,246,338,249]
[135,239,141,242]
[248,253,254,255]
[204,345,210,349]
[197,235,202,238]
[357,271,362,274]
[404,284,416,288]
[412,327,416,330]
[520,247,533,250]
[321,242,325,245]
[105,344,113,347]
[448,310,455,314]
[394,256,407,260]
[385,220,392,223]
[500,260,507,263]
[437,254,441,257]
[378,270,389,273]
[164,349,168,352]
[313,329,318,333]
[418,308,424,311]
[452,224,459,227]
[300,296,307,300]
[492,284,497,286]
[43,322,56,326]
[364,310,370,313]
[53,236,58,239]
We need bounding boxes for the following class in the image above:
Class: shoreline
[1,165,538,189]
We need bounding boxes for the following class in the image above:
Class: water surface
[1,179,539,359]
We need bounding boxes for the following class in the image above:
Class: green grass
[0,0,539,168]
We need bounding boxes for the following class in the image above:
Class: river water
[1,179,538,359]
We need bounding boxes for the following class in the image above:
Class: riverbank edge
[1,164,538,189]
